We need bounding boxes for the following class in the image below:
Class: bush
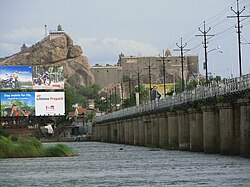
[0,136,78,159]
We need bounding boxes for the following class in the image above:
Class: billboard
[0,92,65,116]
[35,92,65,116]
[33,66,64,90]
[0,66,33,90]
[0,65,64,90]
[0,92,35,116]
[143,83,174,95]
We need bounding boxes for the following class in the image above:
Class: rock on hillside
[0,33,95,86]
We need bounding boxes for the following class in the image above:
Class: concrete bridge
[93,74,250,158]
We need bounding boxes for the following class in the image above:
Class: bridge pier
[97,125,101,141]
[167,112,178,149]
[202,106,220,154]
[128,119,134,145]
[138,116,145,146]
[218,103,235,155]
[151,115,159,147]
[159,113,168,148]
[133,118,139,145]
[106,123,111,143]
[119,120,125,144]
[233,103,240,155]
[188,108,203,152]
[177,110,190,151]
[110,122,114,143]
[239,99,250,158]
[116,121,121,144]
[124,120,129,144]
[144,116,151,146]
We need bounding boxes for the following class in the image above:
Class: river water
[0,142,250,187]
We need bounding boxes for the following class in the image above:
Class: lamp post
[206,46,222,78]
[170,71,176,95]
[158,50,169,97]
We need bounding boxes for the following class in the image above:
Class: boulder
[67,45,82,58]
[51,47,68,62]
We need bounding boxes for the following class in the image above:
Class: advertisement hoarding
[0,66,33,90]
[0,92,65,116]
[32,66,64,90]
[143,83,174,95]
[0,65,64,90]
[0,92,35,116]
[35,92,65,116]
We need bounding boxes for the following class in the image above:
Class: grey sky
[0,0,249,78]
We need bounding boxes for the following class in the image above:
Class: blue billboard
[0,92,35,116]
[0,66,33,90]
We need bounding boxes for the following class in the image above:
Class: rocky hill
[0,33,95,86]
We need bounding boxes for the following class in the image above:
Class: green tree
[94,97,108,112]
[65,87,86,114]
[123,84,149,108]
[85,110,95,122]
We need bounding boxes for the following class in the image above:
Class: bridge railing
[96,74,250,122]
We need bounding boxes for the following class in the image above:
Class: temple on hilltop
[49,24,65,39]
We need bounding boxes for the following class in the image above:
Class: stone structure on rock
[0,29,94,87]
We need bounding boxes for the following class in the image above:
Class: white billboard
[35,92,65,116]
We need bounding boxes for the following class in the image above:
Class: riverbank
[0,136,78,158]
[40,135,92,143]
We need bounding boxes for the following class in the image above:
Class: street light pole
[227,0,250,77]
[174,38,189,91]
[158,50,170,97]
[196,21,214,84]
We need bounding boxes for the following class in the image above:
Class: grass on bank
[0,136,78,159]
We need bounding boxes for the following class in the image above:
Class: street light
[169,72,176,96]
[204,46,223,79]
[210,49,223,78]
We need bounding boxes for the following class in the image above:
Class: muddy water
[0,142,250,186]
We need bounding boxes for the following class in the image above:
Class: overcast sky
[0,0,250,78]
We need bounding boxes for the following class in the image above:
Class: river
[0,142,250,186]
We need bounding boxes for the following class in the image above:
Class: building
[90,64,123,88]
[118,50,199,85]
[91,50,199,98]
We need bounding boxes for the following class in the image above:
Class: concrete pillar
[188,108,203,152]
[238,99,250,158]
[167,112,178,149]
[138,116,145,146]
[128,119,134,145]
[115,120,121,144]
[113,122,118,143]
[110,122,114,143]
[202,106,220,153]
[98,125,102,142]
[144,116,151,145]
[101,124,107,142]
[151,114,159,147]
[124,120,129,144]
[120,120,125,144]
[92,124,97,141]
[96,125,100,141]
[159,113,168,148]
[233,103,241,155]
[93,124,99,141]
[177,110,190,151]
[98,124,102,141]
[218,103,235,155]
[133,118,139,145]
[107,122,111,143]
